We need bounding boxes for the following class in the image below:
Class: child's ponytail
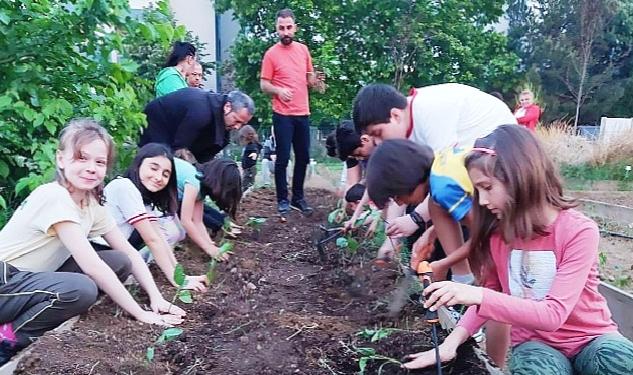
[198,159,242,218]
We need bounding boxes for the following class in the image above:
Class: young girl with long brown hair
[403,125,633,374]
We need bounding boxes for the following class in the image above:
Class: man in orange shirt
[260,8,325,216]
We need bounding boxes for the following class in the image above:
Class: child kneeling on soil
[96,143,208,291]
[365,139,510,367]
[401,125,633,373]
[0,119,185,366]
[175,157,241,260]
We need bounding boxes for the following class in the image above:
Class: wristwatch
[409,211,425,227]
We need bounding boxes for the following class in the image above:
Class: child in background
[238,125,262,192]
[98,143,207,291]
[261,134,276,186]
[0,119,184,365]
[175,157,241,260]
[402,125,633,373]
[514,89,541,131]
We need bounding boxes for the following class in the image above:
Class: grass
[537,121,633,190]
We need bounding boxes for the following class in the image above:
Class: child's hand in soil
[183,275,208,292]
[136,310,184,327]
[151,297,187,317]
[423,281,483,311]
[206,244,230,261]
[376,238,398,260]
[402,342,457,369]
[386,215,418,238]
[365,218,378,238]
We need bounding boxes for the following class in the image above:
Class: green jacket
[154,67,188,97]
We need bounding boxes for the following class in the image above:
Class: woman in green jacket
[155,42,196,97]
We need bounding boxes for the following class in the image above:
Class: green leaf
[0,160,9,179]
[178,289,193,304]
[163,327,184,339]
[359,357,369,373]
[356,347,377,357]
[347,237,359,253]
[328,208,343,224]
[0,96,11,109]
[335,237,348,248]
[146,346,155,362]
[173,263,186,287]
[15,178,30,196]
[371,329,392,342]
[598,252,607,268]
[206,259,218,284]
[0,195,6,210]
[219,242,234,255]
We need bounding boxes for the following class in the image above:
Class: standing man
[260,8,325,216]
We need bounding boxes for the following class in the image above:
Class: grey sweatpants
[0,250,132,348]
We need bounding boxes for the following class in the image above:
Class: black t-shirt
[345,158,359,169]
[242,142,262,168]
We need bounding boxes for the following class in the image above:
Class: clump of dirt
[16,188,489,374]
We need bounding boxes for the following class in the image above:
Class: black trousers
[272,112,310,203]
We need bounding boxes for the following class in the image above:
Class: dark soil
[16,188,488,374]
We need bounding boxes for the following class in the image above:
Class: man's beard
[280,36,293,45]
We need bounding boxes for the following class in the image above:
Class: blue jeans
[273,113,310,203]
[509,333,633,374]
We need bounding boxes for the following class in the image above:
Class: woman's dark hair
[164,41,196,67]
[124,143,178,215]
[366,139,434,208]
[465,125,576,280]
[198,159,242,219]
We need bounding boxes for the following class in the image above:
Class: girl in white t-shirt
[0,120,184,365]
[103,143,207,291]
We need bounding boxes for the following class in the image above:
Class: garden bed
[15,188,489,374]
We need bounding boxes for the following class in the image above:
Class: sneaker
[277,199,290,215]
[290,199,313,216]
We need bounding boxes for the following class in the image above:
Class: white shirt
[408,83,517,151]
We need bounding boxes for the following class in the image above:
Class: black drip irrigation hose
[600,229,633,240]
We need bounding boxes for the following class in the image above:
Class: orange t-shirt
[261,42,313,116]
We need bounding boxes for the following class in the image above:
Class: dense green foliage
[0,0,187,223]
[507,0,633,125]
[217,0,520,129]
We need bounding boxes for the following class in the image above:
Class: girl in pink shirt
[403,125,633,374]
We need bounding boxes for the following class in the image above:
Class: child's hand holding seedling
[206,243,230,261]
[183,275,208,292]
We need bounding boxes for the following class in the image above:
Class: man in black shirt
[140,88,255,163]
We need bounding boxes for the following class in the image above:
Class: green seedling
[146,327,183,362]
[206,241,234,284]
[354,346,402,374]
[615,275,632,288]
[171,263,193,306]
[336,235,359,254]
[598,251,607,268]
[246,217,267,239]
[356,328,395,343]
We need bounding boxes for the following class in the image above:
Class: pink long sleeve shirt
[458,209,618,357]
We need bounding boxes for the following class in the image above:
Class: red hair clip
[471,147,496,156]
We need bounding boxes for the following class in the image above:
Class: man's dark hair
[276,8,295,20]
[345,183,366,203]
[124,143,178,215]
[164,41,196,67]
[352,84,407,133]
[366,139,434,208]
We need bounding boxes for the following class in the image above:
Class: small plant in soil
[245,216,266,239]
[327,199,347,225]
[172,263,193,305]
[356,327,397,343]
[206,241,234,284]
[146,327,183,362]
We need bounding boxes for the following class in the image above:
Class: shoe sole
[290,205,313,216]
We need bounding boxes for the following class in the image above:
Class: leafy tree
[507,0,633,125]
[0,0,187,225]
[217,0,520,128]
